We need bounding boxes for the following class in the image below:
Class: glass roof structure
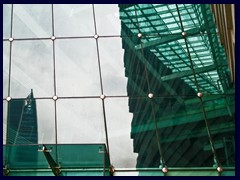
[3,4,235,176]
[120,4,231,94]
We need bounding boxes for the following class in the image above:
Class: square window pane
[3,4,12,39]
[98,37,127,96]
[54,4,94,37]
[57,98,105,144]
[3,41,10,98]
[6,98,55,145]
[11,40,54,98]
[55,39,101,97]
[94,4,121,36]
[12,4,52,38]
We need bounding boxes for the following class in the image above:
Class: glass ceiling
[119,4,231,94]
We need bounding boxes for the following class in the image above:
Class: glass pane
[153,96,213,167]
[207,94,235,167]
[3,41,9,98]
[3,101,8,144]
[36,100,56,144]
[105,97,136,168]
[4,144,109,175]
[55,39,101,97]
[57,144,107,168]
[4,144,55,169]
[6,98,56,145]
[10,40,54,98]
[98,37,127,96]
[56,98,105,143]
[3,4,12,39]
[12,4,52,38]
[94,4,121,36]
[54,4,94,37]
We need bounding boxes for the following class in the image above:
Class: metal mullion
[135,4,168,169]
[5,4,14,150]
[92,5,111,168]
[50,4,59,166]
[176,4,221,168]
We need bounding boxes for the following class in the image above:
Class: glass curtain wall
[3,4,235,176]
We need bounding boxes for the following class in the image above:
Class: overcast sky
[3,4,137,168]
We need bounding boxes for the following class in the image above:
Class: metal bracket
[109,165,115,176]
[38,145,52,152]
[40,145,62,176]
[3,167,9,176]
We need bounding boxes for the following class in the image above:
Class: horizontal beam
[135,26,205,50]
[161,122,234,144]
[161,64,214,81]
[161,63,228,81]
[131,103,235,135]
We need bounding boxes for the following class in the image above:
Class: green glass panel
[8,171,54,176]
[4,144,110,169]
[4,144,49,169]
[207,94,235,168]
[57,144,107,168]
[3,101,8,145]
[165,168,219,176]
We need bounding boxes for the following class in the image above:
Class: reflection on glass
[6,91,55,144]
[3,41,9,98]
[3,4,11,39]
[55,39,101,97]
[153,97,211,167]
[98,37,127,96]
[7,90,38,145]
[104,97,138,168]
[4,144,55,170]
[208,94,235,167]
[56,98,105,144]
[94,4,121,36]
[12,4,52,38]
[11,40,54,98]
[54,4,94,37]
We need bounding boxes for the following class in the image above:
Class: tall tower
[6,89,38,168]
[7,89,38,144]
